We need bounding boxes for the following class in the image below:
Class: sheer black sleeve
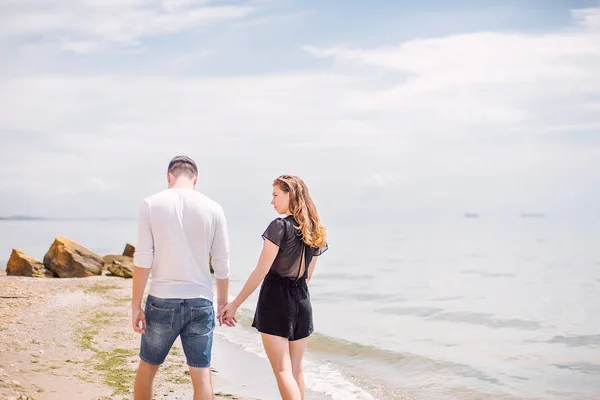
[261,218,286,247]
[313,243,328,256]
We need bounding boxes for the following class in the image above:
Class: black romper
[252,215,328,341]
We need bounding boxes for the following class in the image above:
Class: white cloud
[1,6,600,217]
[573,7,600,30]
[85,178,112,192]
[0,176,113,196]
[0,71,366,217]
[0,73,358,152]
[363,173,399,188]
[0,0,256,52]
[303,8,600,131]
[60,40,107,54]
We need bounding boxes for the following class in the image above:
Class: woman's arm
[230,239,279,309]
[306,256,319,284]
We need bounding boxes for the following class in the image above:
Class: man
[131,155,233,400]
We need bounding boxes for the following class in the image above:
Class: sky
[0,0,599,222]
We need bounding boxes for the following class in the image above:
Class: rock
[122,243,135,258]
[43,237,104,278]
[103,255,133,278]
[6,249,56,278]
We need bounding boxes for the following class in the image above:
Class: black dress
[252,215,328,341]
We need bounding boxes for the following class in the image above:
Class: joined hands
[217,302,238,327]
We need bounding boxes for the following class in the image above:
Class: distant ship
[464,213,480,218]
[0,215,46,221]
[520,213,546,218]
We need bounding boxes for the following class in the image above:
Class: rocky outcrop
[6,249,56,278]
[122,243,135,258]
[43,237,104,278]
[103,255,133,278]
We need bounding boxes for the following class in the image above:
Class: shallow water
[1,214,599,399]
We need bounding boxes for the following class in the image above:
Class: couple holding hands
[131,155,327,400]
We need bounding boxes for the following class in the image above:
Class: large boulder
[122,243,135,258]
[43,237,104,278]
[103,255,133,278]
[6,249,56,278]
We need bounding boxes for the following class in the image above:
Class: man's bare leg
[189,366,213,400]
[134,359,160,400]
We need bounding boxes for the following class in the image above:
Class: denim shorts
[140,295,215,368]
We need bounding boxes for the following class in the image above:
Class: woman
[218,174,328,400]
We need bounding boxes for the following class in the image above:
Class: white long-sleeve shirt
[133,188,230,300]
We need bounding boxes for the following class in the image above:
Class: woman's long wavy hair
[273,174,327,249]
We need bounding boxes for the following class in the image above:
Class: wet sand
[0,272,252,400]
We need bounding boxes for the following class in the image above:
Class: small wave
[306,330,502,387]
[308,331,408,362]
[304,362,378,400]
[433,296,463,301]
[548,334,600,347]
[551,362,600,375]
[317,273,375,281]
[461,269,516,278]
[215,310,379,400]
[312,291,401,303]
[378,306,543,330]
[220,310,509,398]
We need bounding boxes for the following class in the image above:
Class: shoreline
[0,272,260,400]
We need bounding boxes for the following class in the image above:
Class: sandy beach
[0,271,277,400]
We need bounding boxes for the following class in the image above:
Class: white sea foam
[215,323,378,400]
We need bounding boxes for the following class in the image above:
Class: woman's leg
[261,333,302,400]
[289,338,307,400]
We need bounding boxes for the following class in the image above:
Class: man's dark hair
[167,155,198,179]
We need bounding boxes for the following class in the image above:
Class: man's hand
[217,303,237,327]
[132,266,151,334]
[132,305,146,334]
[218,302,239,327]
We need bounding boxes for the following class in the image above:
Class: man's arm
[215,277,229,314]
[132,201,154,334]
[210,207,231,322]
[132,267,151,333]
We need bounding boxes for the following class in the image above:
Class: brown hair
[167,155,198,179]
[273,174,327,249]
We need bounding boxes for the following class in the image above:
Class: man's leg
[181,299,216,400]
[188,366,213,400]
[137,296,179,399]
[134,360,160,400]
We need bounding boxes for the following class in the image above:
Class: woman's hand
[218,302,239,327]
[217,303,235,327]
